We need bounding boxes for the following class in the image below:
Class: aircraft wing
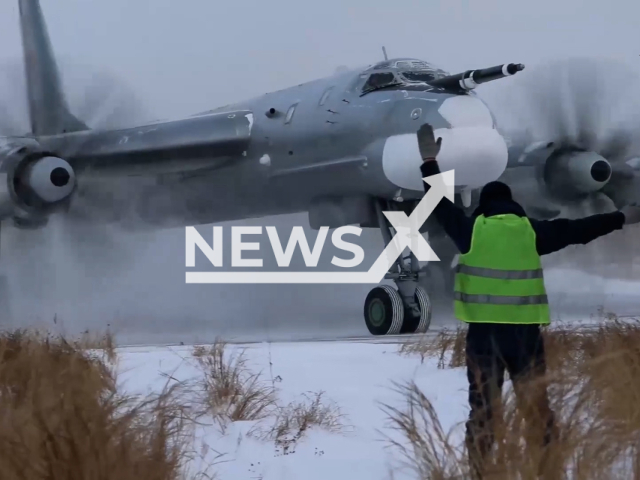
[37,110,254,177]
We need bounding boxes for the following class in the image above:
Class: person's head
[473,180,527,218]
[478,181,513,207]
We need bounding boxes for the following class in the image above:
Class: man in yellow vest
[416,123,640,479]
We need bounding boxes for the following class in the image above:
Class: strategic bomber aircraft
[2,0,639,336]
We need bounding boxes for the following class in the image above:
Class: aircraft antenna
[382,46,388,61]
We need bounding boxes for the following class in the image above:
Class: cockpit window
[361,72,398,92]
[360,60,453,95]
[401,71,436,83]
[373,61,392,70]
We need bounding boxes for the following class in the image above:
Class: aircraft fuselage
[37,58,509,231]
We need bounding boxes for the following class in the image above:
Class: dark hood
[472,181,527,218]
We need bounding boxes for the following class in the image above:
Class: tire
[400,285,433,334]
[364,285,405,336]
[413,285,432,333]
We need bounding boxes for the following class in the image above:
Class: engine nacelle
[0,142,76,228]
[543,149,612,198]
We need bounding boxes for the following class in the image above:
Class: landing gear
[363,284,432,335]
[363,200,433,336]
[364,285,404,335]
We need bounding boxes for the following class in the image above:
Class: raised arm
[530,205,640,256]
[417,124,474,254]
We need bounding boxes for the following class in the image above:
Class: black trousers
[464,323,558,477]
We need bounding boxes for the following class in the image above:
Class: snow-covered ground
[116,341,468,480]
[105,267,640,478]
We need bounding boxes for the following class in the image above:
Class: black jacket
[420,161,626,256]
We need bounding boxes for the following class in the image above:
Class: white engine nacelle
[0,143,76,227]
[22,155,75,203]
[543,150,612,198]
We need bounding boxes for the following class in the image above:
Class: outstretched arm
[530,212,626,256]
[418,124,474,254]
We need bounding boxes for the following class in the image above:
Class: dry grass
[390,316,640,479]
[192,341,346,454]
[72,328,118,361]
[192,340,277,433]
[250,391,346,455]
[382,381,469,480]
[399,326,466,368]
[0,328,197,480]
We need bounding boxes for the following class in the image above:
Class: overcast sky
[1,0,638,119]
[0,0,638,343]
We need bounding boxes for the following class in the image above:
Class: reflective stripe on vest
[454,264,544,280]
[453,213,550,325]
[454,292,548,305]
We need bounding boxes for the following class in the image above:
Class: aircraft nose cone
[382,95,508,192]
[432,127,509,188]
[382,127,508,192]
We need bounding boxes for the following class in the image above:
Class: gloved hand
[417,123,442,162]
[621,203,640,225]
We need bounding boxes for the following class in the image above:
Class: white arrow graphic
[186,170,455,284]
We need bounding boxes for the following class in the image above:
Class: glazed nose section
[382,96,508,192]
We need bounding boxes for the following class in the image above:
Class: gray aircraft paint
[1,0,640,338]
[41,73,505,230]
[24,30,511,233]
[0,0,518,340]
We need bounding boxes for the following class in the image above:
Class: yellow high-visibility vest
[454,214,550,324]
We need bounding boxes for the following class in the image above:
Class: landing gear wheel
[401,285,432,334]
[364,285,405,336]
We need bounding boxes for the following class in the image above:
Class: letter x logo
[373,171,455,270]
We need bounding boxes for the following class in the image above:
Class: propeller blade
[0,57,151,154]
[602,162,640,208]
[598,110,640,162]
[0,59,29,136]
[0,58,153,275]
[55,60,151,165]
[488,57,640,161]
[599,130,635,164]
